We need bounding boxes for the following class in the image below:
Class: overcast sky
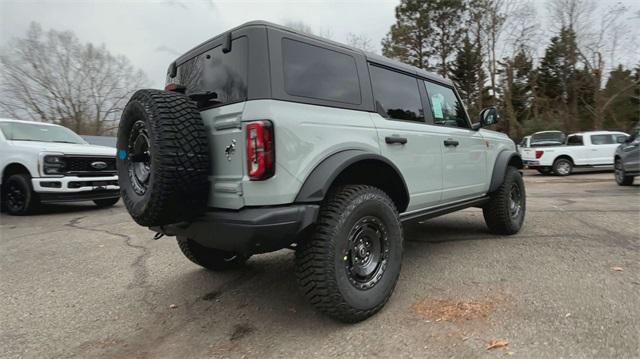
[1,0,638,89]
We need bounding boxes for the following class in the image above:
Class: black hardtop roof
[174,20,452,86]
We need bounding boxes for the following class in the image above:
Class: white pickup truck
[522,130,629,175]
[0,118,119,215]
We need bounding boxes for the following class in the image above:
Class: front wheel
[483,167,526,235]
[614,159,634,186]
[177,237,249,271]
[2,174,38,215]
[295,185,403,323]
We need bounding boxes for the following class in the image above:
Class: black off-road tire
[295,185,403,323]
[94,197,119,208]
[2,174,39,215]
[483,166,526,235]
[117,89,210,226]
[177,237,250,271]
[614,159,634,186]
[552,158,573,176]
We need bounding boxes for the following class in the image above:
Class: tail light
[164,83,186,93]
[535,150,544,159]
[246,120,275,180]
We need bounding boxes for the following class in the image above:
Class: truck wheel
[295,185,403,323]
[483,166,526,235]
[3,174,38,215]
[552,158,573,176]
[117,89,210,227]
[177,237,250,271]
[614,159,634,186]
[94,198,119,208]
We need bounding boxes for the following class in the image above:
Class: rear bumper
[523,160,541,167]
[151,204,320,255]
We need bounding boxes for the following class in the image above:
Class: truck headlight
[43,155,66,175]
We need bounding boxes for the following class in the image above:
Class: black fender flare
[294,149,410,207]
[489,150,523,193]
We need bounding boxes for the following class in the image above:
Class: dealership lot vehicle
[1,171,638,358]
[0,119,119,215]
[116,21,525,322]
[614,124,640,185]
[521,130,628,176]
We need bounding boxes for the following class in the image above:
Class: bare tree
[0,22,148,135]
[346,33,375,52]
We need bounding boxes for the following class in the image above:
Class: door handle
[385,135,407,145]
[443,139,459,147]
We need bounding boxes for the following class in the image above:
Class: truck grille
[64,156,116,177]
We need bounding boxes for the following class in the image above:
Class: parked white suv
[521,130,628,175]
[0,119,119,214]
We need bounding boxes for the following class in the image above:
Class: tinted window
[566,135,583,146]
[370,66,424,122]
[176,37,248,109]
[591,134,615,145]
[424,81,469,128]
[282,39,361,104]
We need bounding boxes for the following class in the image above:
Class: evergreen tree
[603,65,640,130]
[451,35,483,116]
[382,0,465,76]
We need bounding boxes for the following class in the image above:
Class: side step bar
[399,196,489,224]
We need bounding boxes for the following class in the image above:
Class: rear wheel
[3,174,38,215]
[94,197,119,208]
[483,167,526,235]
[177,237,249,271]
[295,185,403,323]
[614,159,634,186]
[553,158,573,176]
[117,89,210,227]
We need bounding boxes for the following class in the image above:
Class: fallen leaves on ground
[412,298,495,322]
[611,267,624,272]
[486,339,509,350]
[169,304,178,309]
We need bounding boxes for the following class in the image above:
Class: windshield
[531,132,565,146]
[0,122,86,144]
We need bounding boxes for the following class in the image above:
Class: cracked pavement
[1,170,639,358]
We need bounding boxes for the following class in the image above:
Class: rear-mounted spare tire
[117,89,210,226]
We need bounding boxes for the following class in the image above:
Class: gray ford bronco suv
[117,21,525,323]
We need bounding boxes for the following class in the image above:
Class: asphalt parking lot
[1,170,639,359]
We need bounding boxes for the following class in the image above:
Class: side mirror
[477,107,499,128]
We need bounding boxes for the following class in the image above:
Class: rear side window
[567,135,583,146]
[423,81,469,129]
[176,37,248,108]
[282,39,361,104]
[590,134,615,145]
[369,65,424,122]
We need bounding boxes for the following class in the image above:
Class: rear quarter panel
[240,99,380,206]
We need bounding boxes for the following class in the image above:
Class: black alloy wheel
[127,120,152,196]
[344,216,389,290]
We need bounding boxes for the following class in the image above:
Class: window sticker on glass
[431,95,444,119]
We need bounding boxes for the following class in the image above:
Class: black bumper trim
[151,204,320,255]
[38,190,120,203]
